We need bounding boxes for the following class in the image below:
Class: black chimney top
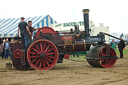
[83,9,90,38]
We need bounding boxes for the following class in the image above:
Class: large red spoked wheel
[35,27,56,37]
[27,39,58,70]
[86,46,117,68]
[13,49,23,58]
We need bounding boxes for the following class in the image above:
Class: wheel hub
[39,52,46,59]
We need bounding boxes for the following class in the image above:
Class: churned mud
[0,58,128,85]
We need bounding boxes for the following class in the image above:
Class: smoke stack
[82,9,90,38]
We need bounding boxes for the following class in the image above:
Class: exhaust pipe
[82,9,105,43]
[82,9,90,38]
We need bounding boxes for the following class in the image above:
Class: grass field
[115,49,128,58]
[69,48,128,61]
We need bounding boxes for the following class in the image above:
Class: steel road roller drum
[86,46,117,68]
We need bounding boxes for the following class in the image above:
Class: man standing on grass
[18,17,31,51]
[118,37,125,58]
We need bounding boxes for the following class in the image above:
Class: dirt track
[0,58,128,85]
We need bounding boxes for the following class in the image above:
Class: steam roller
[11,9,119,70]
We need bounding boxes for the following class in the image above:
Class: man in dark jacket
[18,17,31,51]
[118,37,125,58]
[27,21,40,46]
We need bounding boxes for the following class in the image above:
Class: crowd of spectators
[0,38,14,59]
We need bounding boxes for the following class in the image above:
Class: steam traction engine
[11,9,118,70]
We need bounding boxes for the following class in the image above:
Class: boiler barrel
[62,44,87,52]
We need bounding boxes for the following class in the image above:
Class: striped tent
[0,15,57,38]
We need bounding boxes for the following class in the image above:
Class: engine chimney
[82,9,90,38]
[82,9,105,43]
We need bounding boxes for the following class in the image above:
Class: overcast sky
[0,0,128,33]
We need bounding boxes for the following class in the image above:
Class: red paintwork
[64,54,70,59]
[62,36,72,41]
[98,47,117,68]
[13,49,23,58]
[27,39,58,70]
[35,27,56,37]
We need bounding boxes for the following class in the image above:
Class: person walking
[18,17,31,51]
[4,39,10,59]
[118,37,125,58]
